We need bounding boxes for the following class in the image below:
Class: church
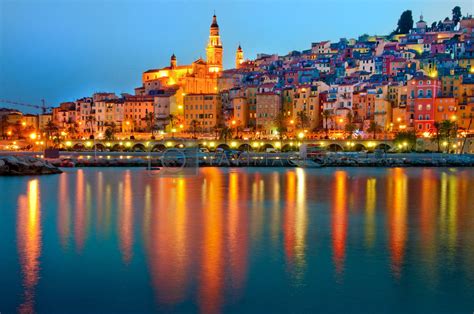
[139,14,237,95]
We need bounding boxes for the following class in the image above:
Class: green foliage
[433,120,458,152]
[396,10,413,34]
[296,111,310,129]
[452,6,462,25]
[104,127,115,140]
[273,111,287,139]
[367,121,381,139]
[394,131,417,151]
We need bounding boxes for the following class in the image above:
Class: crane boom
[0,99,52,114]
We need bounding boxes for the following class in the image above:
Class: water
[1,167,473,313]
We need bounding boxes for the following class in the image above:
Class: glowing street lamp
[29,133,37,140]
[298,132,305,139]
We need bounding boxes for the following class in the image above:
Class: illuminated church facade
[140,14,229,95]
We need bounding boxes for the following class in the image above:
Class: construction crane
[0,99,53,114]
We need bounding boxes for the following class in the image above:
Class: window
[426,104,431,110]
[426,89,432,97]
[425,114,430,120]
[418,90,424,98]
[418,104,423,110]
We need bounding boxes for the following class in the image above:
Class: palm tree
[461,113,473,154]
[168,114,178,129]
[104,127,115,140]
[85,115,96,137]
[44,120,59,148]
[367,121,380,139]
[220,127,233,143]
[273,111,287,140]
[433,121,442,152]
[213,123,223,140]
[144,112,155,135]
[322,109,332,138]
[191,120,199,139]
[296,111,310,130]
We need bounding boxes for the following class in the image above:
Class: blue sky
[0,0,471,112]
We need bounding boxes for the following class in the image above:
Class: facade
[184,94,221,132]
[141,15,223,96]
[256,92,281,135]
[123,95,154,132]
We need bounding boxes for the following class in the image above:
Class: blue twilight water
[0,167,473,313]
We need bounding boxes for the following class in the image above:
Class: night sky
[0,0,470,112]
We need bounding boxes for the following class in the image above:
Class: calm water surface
[1,167,474,313]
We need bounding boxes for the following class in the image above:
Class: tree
[44,120,59,148]
[367,121,381,139]
[144,112,155,134]
[273,111,287,140]
[85,115,96,136]
[322,109,332,138]
[190,120,199,139]
[394,131,417,152]
[220,127,233,143]
[396,10,414,34]
[344,111,356,139]
[452,6,462,26]
[296,111,310,130]
[435,120,458,152]
[105,127,115,140]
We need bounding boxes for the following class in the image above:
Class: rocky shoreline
[0,156,63,176]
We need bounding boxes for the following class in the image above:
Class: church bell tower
[235,44,244,69]
[206,14,223,73]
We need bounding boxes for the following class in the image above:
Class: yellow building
[184,94,222,132]
[141,14,223,95]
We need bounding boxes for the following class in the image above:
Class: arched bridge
[62,139,394,152]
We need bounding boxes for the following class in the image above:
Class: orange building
[123,95,154,132]
[232,96,248,128]
[184,94,222,132]
[141,15,224,95]
[256,92,282,136]
[434,98,457,122]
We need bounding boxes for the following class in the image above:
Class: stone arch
[93,143,106,152]
[111,144,125,152]
[353,143,366,152]
[238,143,253,151]
[132,143,146,152]
[72,143,85,151]
[281,144,298,152]
[327,143,343,152]
[152,144,166,152]
[217,144,230,151]
[259,143,274,152]
[375,143,391,151]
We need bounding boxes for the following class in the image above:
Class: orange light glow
[17,179,41,314]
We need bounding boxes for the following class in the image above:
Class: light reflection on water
[2,167,474,313]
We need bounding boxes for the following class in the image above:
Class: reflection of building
[141,15,224,95]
